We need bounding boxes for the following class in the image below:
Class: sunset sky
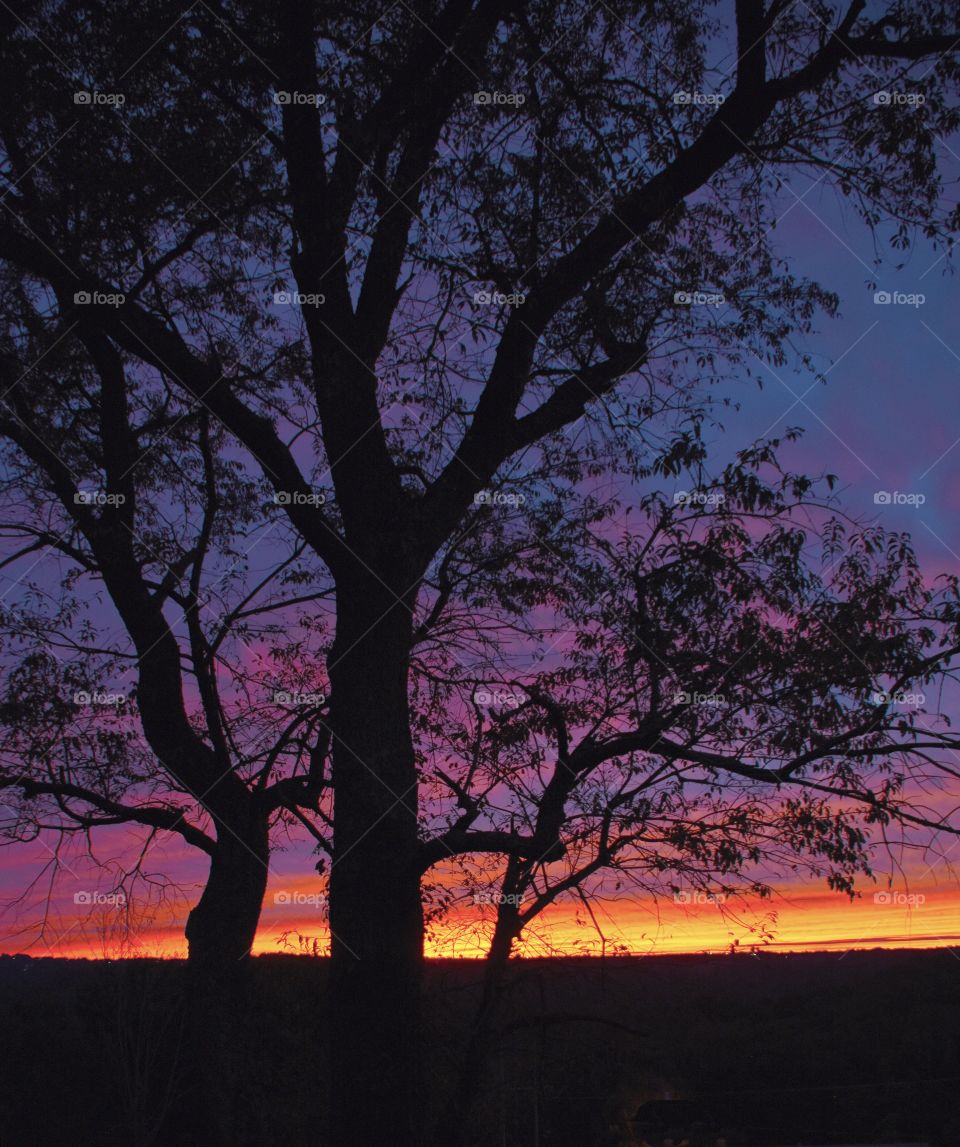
[2,132,960,966]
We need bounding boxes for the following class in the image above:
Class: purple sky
[711,170,960,577]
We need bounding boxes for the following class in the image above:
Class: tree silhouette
[1,2,960,1144]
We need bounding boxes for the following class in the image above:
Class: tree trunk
[327,575,424,1146]
[170,821,270,1146]
[436,860,525,1146]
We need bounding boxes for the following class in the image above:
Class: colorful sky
[2,145,960,964]
[4,837,957,960]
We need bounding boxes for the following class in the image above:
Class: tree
[0,337,337,1139]
[420,454,960,1136]
[1,2,960,1144]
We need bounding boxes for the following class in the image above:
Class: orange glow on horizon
[5,879,957,961]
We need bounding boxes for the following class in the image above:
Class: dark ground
[0,948,957,1146]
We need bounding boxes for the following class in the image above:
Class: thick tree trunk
[170,822,270,1146]
[436,862,525,1146]
[327,576,424,1146]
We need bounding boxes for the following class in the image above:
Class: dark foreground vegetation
[0,948,957,1146]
